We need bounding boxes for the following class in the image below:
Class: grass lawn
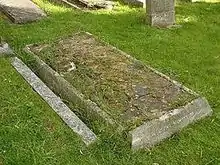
[0,0,220,164]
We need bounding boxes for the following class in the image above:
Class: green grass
[0,0,220,164]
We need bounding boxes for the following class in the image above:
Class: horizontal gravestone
[25,32,212,150]
[147,0,175,27]
[53,0,114,10]
[122,0,145,8]
[0,0,46,24]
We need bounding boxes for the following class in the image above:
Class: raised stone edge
[51,0,112,11]
[11,56,97,145]
[25,31,203,127]
[23,31,209,144]
[24,45,116,126]
[129,97,213,150]
[55,0,84,11]
[122,0,144,7]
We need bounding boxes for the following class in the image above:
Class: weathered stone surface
[25,32,213,150]
[130,97,212,150]
[55,0,114,10]
[0,42,13,55]
[27,33,196,129]
[122,0,144,7]
[147,0,175,27]
[24,46,115,127]
[0,0,46,24]
[11,57,97,145]
[80,0,114,9]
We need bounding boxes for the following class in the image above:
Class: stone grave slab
[122,0,145,8]
[0,0,46,24]
[54,0,114,10]
[147,0,175,27]
[24,32,212,149]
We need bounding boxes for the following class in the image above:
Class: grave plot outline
[24,31,212,149]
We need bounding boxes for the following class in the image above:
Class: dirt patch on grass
[29,32,196,128]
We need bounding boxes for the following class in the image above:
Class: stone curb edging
[24,32,213,149]
[83,32,212,149]
[56,0,83,10]
[82,32,212,149]
[24,46,116,127]
[129,97,212,150]
[11,57,97,145]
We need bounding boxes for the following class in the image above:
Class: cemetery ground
[1,0,220,164]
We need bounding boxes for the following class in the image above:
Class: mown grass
[0,0,220,164]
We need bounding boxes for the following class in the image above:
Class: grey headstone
[147,0,175,27]
[0,0,46,24]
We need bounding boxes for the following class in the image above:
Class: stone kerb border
[24,45,116,126]
[130,97,212,149]
[24,32,213,149]
[11,57,97,145]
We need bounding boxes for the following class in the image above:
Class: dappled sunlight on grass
[33,0,71,14]
[194,0,220,3]
[1,0,220,164]
[92,4,142,15]
[176,14,198,24]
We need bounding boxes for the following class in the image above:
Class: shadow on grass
[1,0,220,164]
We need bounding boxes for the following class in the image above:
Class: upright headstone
[147,0,175,27]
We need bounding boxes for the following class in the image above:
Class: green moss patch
[29,32,196,129]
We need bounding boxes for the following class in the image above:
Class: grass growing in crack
[0,0,220,164]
